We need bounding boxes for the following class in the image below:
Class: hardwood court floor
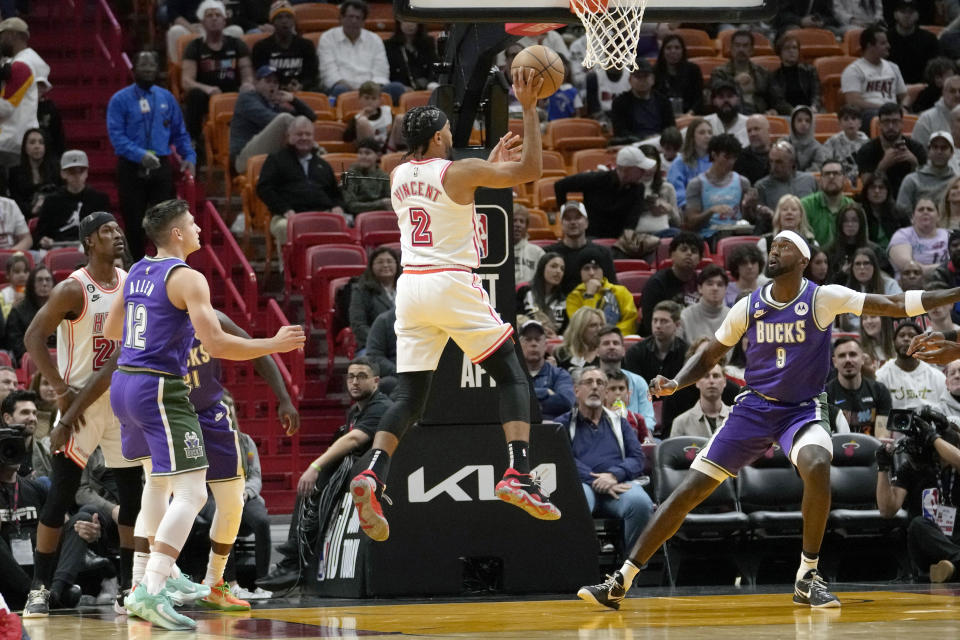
[26,583,960,640]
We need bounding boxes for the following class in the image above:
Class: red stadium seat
[283,212,358,294]
[44,247,86,282]
[714,235,761,267]
[614,259,652,273]
[617,270,653,294]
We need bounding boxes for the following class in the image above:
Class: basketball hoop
[570,0,648,71]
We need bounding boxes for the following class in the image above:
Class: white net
[570,0,648,71]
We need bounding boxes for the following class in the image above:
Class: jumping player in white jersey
[20,213,144,617]
[349,68,561,542]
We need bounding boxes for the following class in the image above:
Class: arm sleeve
[685,177,703,213]
[840,63,861,95]
[632,376,657,430]
[371,37,390,85]
[667,159,689,209]
[895,176,917,216]
[714,295,751,347]
[106,93,148,164]
[540,369,575,416]
[813,284,866,327]
[317,33,340,89]
[1,61,32,108]
[353,397,391,438]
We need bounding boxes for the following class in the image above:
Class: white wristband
[905,290,926,317]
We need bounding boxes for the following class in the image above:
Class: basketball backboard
[395,0,775,23]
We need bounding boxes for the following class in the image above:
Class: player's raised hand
[512,68,543,111]
[649,375,678,398]
[279,399,300,436]
[487,132,522,164]
[909,331,960,365]
[272,325,306,353]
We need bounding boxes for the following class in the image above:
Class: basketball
[510,44,565,99]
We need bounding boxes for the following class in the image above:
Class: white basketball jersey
[57,267,126,387]
[391,158,481,269]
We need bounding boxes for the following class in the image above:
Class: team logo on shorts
[183,431,204,459]
[794,302,809,316]
[476,213,489,259]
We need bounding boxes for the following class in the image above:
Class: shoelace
[599,573,623,591]
[522,472,550,500]
[808,573,830,593]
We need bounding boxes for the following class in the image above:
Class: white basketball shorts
[61,391,139,468]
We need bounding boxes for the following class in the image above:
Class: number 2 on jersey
[124,302,147,350]
[92,336,117,371]
[409,207,434,246]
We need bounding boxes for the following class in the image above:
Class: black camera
[887,407,954,479]
[0,425,26,467]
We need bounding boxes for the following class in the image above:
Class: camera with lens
[887,407,956,479]
[0,424,26,467]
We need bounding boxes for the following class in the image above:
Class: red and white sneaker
[350,470,391,541]
[495,468,561,520]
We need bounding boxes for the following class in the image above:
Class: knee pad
[479,342,530,425]
[135,473,172,539]
[40,453,83,528]
[113,467,144,528]
[207,478,245,545]
[380,371,433,439]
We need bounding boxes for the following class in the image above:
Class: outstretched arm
[649,339,732,397]
[860,287,960,317]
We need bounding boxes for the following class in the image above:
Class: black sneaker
[577,571,626,610]
[22,588,50,618]
[114,589,130,616]
[793,570,841,608]
[256,564,301,591]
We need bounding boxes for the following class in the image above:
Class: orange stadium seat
[292,2,339,32]
[321,152,358,179]
[814,56,856,113]
[673,28,716,57]
[169,33,200,100]
[843,28,863,57]
[690,56,728,84]
[765,115,789,136]
[785,28,843,62]
[750,56,781,73]
[296,92,335,120]
[314,120,352,152]
[202,92,240,204]
[397,89,431,114]
[570,148,617,174]
[543,118,606,154]
[814,113,840,143]
[533,176,564,211]
[717,30,773,57]
[336,91,393,122]
[869,114,918,138]
[380,151,404,174]
[367,2,396,32]
[242,32,270,51]
[541,150,568,178]
[525,208,550,229]
[526,227,558,241]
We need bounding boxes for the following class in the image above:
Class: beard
[718,104,738,121]
[135,77,155,90]
[764,262,787,278]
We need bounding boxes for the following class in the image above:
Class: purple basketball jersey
[117,257,196,377]
[744,279,831,403]
[185,337,223,412]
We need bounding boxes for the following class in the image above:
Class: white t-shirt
[716,282,866,347]
[840,58,907,108]
[876,359,947,413]
[0,197,27,249]
[704,113,749,147]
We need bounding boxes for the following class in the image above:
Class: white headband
[773,230,811,260]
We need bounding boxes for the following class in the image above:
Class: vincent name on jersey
[755,319,807,344]
[392,180,442,205]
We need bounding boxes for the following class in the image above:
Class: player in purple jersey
[578,229,960,611]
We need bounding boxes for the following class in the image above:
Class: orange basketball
[510,44,565,99]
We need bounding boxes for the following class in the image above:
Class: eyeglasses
[579,378,607,387]
[346,373,370,381]
[821,170,842,177]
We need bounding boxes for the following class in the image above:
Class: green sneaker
[124,584,196,631]
[164,572,211,605]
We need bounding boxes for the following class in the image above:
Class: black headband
[79,211,117,241]
[402,106,448,151]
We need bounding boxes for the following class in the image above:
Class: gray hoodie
[895,161,957,216]
[913,98,953,148]
[787,105,828,172]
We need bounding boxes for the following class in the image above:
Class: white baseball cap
[60,149,88,170]
[616,146,656,170]
[196,0,227,20]
[561,200,588,219]
[929,130,955,149]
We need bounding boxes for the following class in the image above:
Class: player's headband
[402,106,448,150]
[79,211,117,241]
[773,230,811,260]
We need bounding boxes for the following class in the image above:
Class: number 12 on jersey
[124,302,147,350]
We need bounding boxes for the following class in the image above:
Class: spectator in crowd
[876,416,960,583]
[597,326,655,429]
[545,56,584,121]
[733,114,771,185]
[932,229,960,317]
[827,337,892,437]
[0,18,46,172]
[838,246,901,330]
[566,249,637,335]
[889,198,950,276]
[801,159,854,246]
[29,371,56,439]
[725,243,768,306]
[7,128,58,219]
[633,144,681,236]
[926,294,960,334]
[7,389,50,483]
[165,0,243,65]
[517,252,568,336]
[318,0,403,102]
[555,307,604,370]
[230,65,316,174]
[343,138,391,215]
[860,313,896,365]
[877,320,947,412]
[897,131,958,216]
[556,366,654,551]
[638,231,702,336]
[343,81,393,150]
[832,0,883,34]
[858,171,903,248]
[555,146,657,240]
[181,0,254,143]
[545,200,618,294]
[604,370,652,445]
[826,203,890,280]
[349,246,399,351]
[0,194,29,252]
[858,103,927,197]
[385,21,438,93]
[0,252,27,318]
[913,76,960,148]
[652,34,703,116]
[365,308,397,394]
[704,81,749,146]
[710,30,774,115]
[585,68,631,121]
[769,32,822,115]
[0,366,16,404]
[770,0,835,36]
[786,106,827,172]
[941,174,960,228]
[841,26,907,125]
[519,319,574,421]
[257,116,345,258]
[5,265,52,362]
[611,60,675,140]
[912,58,957,115]
[823,105,870,181]
[670,360,731,437]
[33,150,110,250]
[755,139,818,210]
[251,1,320,92]
[804,245,832,284]
[257,358,391,590]
[679,264,730,343]
[667,117,712,209]
[899,259,926,290]
[107,50,194,260]
[887,0,939,86]
[683,133,750,238]
[514,204,544,285]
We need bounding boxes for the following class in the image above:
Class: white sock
[144,552,176,595]
[619,560,641,589]
[132,552,150,586]
[797,552,819,582]
[205,550,230,587]
[169,562,182,579]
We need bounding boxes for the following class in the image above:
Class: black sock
[50,578,67,603]
[120,547,134,590]
[34,551,57,589]
[507,440,530,474]
[368,449,391,482]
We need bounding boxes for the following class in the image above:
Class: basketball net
[571,0,648,71]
